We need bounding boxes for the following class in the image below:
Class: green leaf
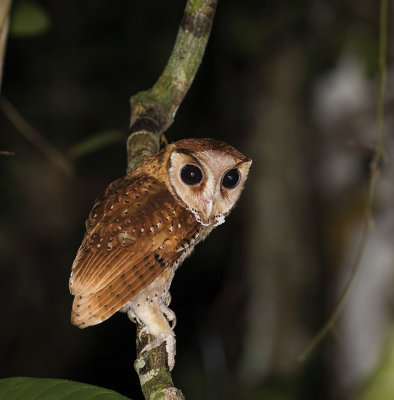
[10,1,51,37]
[360,329,394,399]
[67,130,124,159]
[0,377,131,400]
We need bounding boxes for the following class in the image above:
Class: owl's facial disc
[168,145,251,227]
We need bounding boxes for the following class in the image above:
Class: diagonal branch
[126,0,218,399]
[127,0,217,171]
[0,97,74,176]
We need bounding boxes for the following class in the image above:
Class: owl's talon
[164,292,171,306]
[125,308,143,325]
[139,325,150,340]
[126,311,136,323]
[160,303,177,329]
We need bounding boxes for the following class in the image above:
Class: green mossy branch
[126,0,218,399]
[127,0,217,171]
[135,328,185,400]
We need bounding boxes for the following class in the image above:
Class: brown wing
[69,174,200,328]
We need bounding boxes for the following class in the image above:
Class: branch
[126,0,218,398]
[0,0,12,94]
[134,326,185,400]
[0,97,74,176]
[127,0,217,171]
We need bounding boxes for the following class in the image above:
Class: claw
[126,309,141,324]
[127,314,136,323]
[138,325,150,340]
[160,303,177,329]
[164,292,171,306]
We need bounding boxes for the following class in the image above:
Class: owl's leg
[132,296,176,370]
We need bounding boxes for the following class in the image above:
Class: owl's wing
[69,174,200,328]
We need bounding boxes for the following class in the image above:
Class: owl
[69,138,251,369]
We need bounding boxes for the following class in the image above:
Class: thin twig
[1,4,73,176]
[298,0,388,362]
[0,0,12,94]
[0,150,15,155]
[0,97,73,176]
[126,0,218,398]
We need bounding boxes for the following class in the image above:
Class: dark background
[1,1,393,399]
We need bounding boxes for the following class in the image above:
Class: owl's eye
[222,169,241,189]
[180,164,203,186]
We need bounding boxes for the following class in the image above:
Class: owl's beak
[202,199,213,222]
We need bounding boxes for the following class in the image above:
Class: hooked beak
[201,198,213,223]
[196,198,224,226]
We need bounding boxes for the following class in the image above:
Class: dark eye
[180,164,203,186]
[222,169,241,189]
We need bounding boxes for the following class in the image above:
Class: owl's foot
[160,302,177,328]
[126,309,137,324]
[122,306,144,325]
[140,332,176,371]
[164,292,171,306]
[138,325,150,340]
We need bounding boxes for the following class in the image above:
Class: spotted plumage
[69,138,251,369]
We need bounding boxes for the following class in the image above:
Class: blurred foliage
[67,129,124,159]
[10,0,51,37]
[359,328,394,400]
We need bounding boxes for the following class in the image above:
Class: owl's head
[167,138,252,226]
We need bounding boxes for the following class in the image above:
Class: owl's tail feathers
[71,293,106,328]
[70,277,140,328]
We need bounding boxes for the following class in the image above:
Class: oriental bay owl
[69,138,251,369]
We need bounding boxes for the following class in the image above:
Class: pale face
[168,149,252,226]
